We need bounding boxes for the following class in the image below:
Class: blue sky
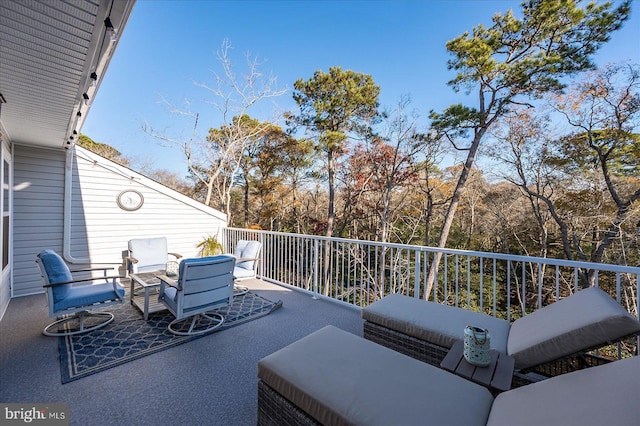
[82,0,640,177]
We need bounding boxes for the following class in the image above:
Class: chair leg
[167,312,225,336]
[43,311,115,337]
[234,285,249,297]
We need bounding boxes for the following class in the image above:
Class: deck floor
[0,279,363,426]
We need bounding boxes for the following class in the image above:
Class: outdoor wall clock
[116,189,144,211]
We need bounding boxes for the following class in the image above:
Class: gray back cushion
[487,355,640,426]
[128,237,168,273]
[508,287,640,369]
[234,240,261,271]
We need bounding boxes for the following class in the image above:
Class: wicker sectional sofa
[257,325,640,425]
[361,287,640,380]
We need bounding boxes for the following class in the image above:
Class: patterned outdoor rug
[58,292,282,383]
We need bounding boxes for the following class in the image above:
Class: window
[2,159,8,269]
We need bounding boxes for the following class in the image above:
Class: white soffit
[0,0,135,149]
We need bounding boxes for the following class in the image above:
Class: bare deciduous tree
[143,39,286,220]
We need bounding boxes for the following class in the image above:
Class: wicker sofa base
[257,380,319,426]
[523,352,611,376]
[363,320,450,366]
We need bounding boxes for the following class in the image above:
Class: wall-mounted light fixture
[0,93,6,119]
[104,17,118,42]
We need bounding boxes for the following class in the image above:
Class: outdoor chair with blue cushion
[126,237,182,274]
[157,255,235,335]
[228,239,262,296]
[36,249,125,336]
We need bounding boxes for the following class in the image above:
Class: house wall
[12,144,227,297]
[13,146,65,297]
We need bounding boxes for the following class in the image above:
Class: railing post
[258,232,264,279]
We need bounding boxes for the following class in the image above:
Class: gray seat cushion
[487,356,640,426]
[508,287,640,369]
[362,293,511,353]
[258,325,494,426]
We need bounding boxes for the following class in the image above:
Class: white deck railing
[224,228,639,358]
[223,228,639,324]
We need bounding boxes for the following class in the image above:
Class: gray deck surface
[0,279,363,426]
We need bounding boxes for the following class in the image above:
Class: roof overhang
[0,0,136,149]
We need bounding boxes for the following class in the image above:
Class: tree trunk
[205,179,213,207]
[323,149,336,296]
[424,193,433,247]
[326,149,336,238]
[292,185,299,234]
[424,132,483,298]
[243,174,250,228]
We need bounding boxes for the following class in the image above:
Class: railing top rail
[225,228,640,274]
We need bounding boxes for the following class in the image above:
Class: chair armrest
[156,274,181,290]
[236,257,259,262]
[43,275,124,287]
[168,252,183,260]
[70,266,117,273]
[126,256,139,264]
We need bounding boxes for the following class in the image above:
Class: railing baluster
[430,252,435,303]
[313,239,319,299]
[414,249,421,299]
[359,243,363,301]
[555,265,559,302]
[637,274,639,354]
[538,263,542,310]
[522,260,526,317]
[444,254,448,304]
[479,257,483,313]
[390,247,395,294]
[467,256,471,309]
[507,261,511,322]
[455,254,459,307]
[492,258,496,317]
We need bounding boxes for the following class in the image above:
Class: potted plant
[196,235,224,257]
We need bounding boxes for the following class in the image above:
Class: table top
[440,340,515,393]
[129,270,166,287]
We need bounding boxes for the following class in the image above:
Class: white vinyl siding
[13,146,66,296]
[12,145,227,297]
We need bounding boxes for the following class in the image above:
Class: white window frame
[1,141,12,294]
